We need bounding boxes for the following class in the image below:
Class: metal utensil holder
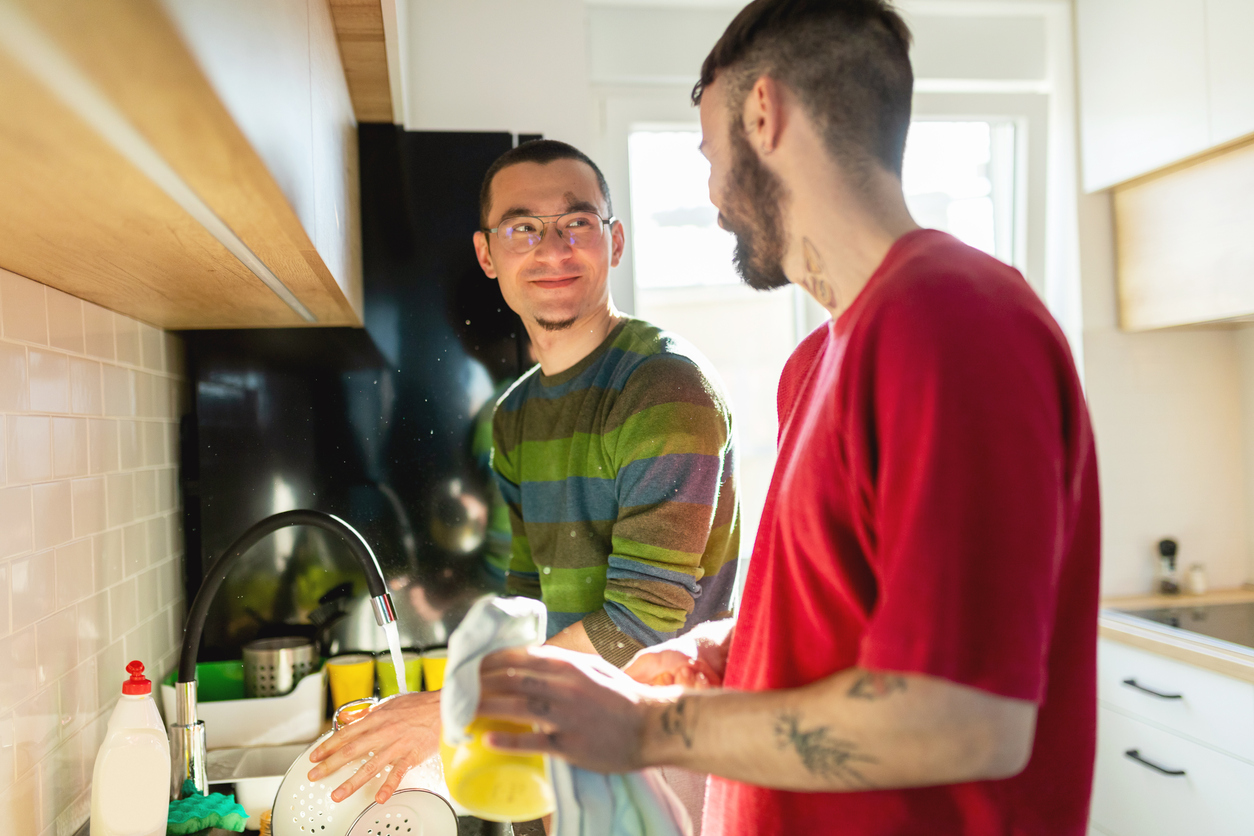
[242,637,317,698]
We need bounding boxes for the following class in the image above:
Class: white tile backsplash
[32,481,73,552]
[28,351,69,414]
[0,270,183,834]
[51,418,88,479]
[68,359,102,417]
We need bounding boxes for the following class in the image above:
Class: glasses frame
[482,211,618,254]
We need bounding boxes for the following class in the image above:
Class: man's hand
[479,653,1038,792]
[623,619,734,688]
[477,645,664,774]
[307,690,441,804]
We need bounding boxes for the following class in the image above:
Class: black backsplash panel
[181,127,525,659]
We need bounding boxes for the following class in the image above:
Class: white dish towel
[441,595,692,836]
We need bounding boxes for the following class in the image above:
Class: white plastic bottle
[90,660,171,836]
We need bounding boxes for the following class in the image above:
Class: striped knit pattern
[492,318,740,666]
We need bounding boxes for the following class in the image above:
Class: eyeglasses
[483,211,616,255]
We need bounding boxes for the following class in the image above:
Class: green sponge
[167,791,249,834]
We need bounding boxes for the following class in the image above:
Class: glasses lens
[498,217,543,253]
[558,213,604,248]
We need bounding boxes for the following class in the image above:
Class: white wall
[1241,328,1254,587]
[1077,188,1251,595]
[399,0,594,149]
[0,270,186,836]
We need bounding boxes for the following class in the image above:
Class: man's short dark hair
[694,0,913,181]
[478,139,614,228]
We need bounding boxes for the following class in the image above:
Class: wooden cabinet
[0,0,377,329]
[1092,638,1254,836]
[1113,140,1254,329]
[1076,0,1210,192]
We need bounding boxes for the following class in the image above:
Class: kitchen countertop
[1099,586,1254,683]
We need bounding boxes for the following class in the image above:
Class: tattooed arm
[478,648,1037,792]
[640,667,1035,791]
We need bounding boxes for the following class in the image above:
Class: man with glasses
[471,140,740,667]
[306,140,739,815]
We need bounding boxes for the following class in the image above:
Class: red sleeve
[852,265,1074,703]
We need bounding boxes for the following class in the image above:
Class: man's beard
[719,122,792,291]
[535,316,577,332]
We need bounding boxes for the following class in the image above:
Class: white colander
[271,698,455,836]
[344,789,456,836]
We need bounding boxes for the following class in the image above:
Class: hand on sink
[306,689,441,805]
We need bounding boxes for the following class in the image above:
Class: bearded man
[477,2,1101,835]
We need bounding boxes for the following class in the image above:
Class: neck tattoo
[799,238,839,312]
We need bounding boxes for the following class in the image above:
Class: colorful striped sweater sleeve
[491,319,740,666]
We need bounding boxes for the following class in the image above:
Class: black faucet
[170,510,397,799]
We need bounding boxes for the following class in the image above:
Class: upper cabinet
[1076,0,1210,192]
[1206,0,1254,146]
[0,0,387,329]
[1076,0,1254,193]
[1114,142,1254,330]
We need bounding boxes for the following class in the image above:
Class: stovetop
[1114,601,1254,651]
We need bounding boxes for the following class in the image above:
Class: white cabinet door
[1076,0,1210,191]
[1206,0,1254,146]
[1091,707,1254,836]
[1097,639,1254,761]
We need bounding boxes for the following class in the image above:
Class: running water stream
[382,620,409,696]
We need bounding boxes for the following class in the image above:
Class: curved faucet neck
[177,510,394,685]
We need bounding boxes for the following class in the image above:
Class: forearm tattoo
[846,672,907,701]
[775,711,877,787]
[659,697,699,749]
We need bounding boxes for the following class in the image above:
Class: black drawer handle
[1122,678,1183,700]
[1125,749,1187,777]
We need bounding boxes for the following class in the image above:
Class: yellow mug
[421,647,448,691]
[439,718,555,823]
[377,650,422,697]
[326,654,375,710]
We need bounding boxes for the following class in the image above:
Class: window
[903,119,1020,269]
[627,130,739,289]
[625,119,1027,602]
[627,121,1023,293]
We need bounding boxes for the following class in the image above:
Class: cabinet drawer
[1091,707,1254,836]
[1098,638,1254,760]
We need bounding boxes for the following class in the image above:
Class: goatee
[535,316,577,332]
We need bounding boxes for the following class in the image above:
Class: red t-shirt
[705,230,1100,836]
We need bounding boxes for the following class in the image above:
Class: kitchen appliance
[179,128,529,666]
[178,127,531,835]
[270,699,455,836]
[244,637,318,698]
[1113,601,1254,650]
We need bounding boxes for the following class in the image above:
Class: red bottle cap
[122,660,151,695]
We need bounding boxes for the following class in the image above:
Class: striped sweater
[492,318,740,666]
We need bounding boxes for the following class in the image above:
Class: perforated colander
[344,789,456,836]
[271,699,454,836]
